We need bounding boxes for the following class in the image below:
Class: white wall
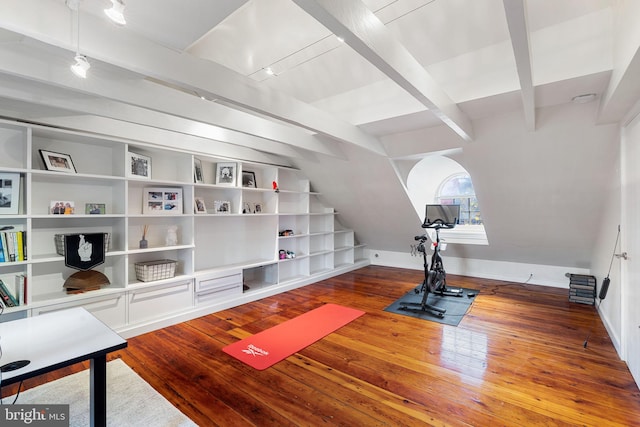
[589,143,622,355]
[406,155,466,218]
[300,101,620,289]
[369,249,586,288]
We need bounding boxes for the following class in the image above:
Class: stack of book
[569,274,596,305]
[0,275,26,308]
[0,230,27,262]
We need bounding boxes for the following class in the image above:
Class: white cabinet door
[32,294,127,330]
[622,116,640,385]
[128,280,193,325]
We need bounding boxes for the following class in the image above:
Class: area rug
[223,303,365,370]
[385,286,479,326]
[4,358,197,427]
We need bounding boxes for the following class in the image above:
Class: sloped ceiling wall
[295,99,619,269]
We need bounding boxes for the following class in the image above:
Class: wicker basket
[55,233,110,256]
[134,259,177,282]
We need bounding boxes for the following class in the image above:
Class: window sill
[426,225,488,246]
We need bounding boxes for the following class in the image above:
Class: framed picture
[40,150,77,173]
[242,170,257,188]
[194,197,207,214]
[0,173,20,215]
[128,152,152,179]
[254,202,263,213]
[143,187,182,215]
[85,203,106,215]
[50,200,75,215]
[194,158,204,183]
[215,162,237,186]
[242,202,253,214]
[214,200,231,214]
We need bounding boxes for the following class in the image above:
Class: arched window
[406,156,487,245]
[436,173,483,225]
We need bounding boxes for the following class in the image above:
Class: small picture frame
[242,202,253,214]
[194,197,207,214]
[254,202,263,213]
[85,203,106,215]
[242,170,257,188]
[215,162,237,186]
[194,158,204,184]
[143,187,182,215]
[214,200,231,214]
[50,200,75,215]
[0,173,21,215]
[40,150,77,173]
[128,152,152,179]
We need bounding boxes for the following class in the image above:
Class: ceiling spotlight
[71,54,91,78]
[104,0,126,25]
[264,67,275,76]
[68,0,89,78]
[65,0,81,11]
[572,93,597,104]
[336,36,345,43]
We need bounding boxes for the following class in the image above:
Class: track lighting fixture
[65,0,80,11]
[104,0,126,25]
[68,0,90,78]
[71,54,91,78]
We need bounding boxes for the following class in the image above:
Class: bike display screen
[424,204,460,228]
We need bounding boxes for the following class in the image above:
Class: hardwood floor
[3,266,640,426]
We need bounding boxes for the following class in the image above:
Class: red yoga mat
[222,303,365,370]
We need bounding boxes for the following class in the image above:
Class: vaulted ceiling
[0,0,633,158]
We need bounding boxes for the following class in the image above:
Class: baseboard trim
[367,249,589,288]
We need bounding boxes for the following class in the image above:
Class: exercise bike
[400,204,463,318]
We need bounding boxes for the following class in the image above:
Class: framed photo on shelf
[242,170,257,188]
[194,158,204,183]
[85,203,106,215]
[0,173,20,215]
[194,197,207,214]
[127,152,152,179]
[215,162,237,186]
[214,200,231,214]
[40,149,77,173]
[254,202,263,213]
[242,201,253,214]
[50,200,75,215]
[143,187,183,215]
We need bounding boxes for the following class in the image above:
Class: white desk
[0,307,127,427]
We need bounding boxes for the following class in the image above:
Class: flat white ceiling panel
[384,0,512,66]
[525,0,613,31]
[188,0,331,76]
[81,0,249,51]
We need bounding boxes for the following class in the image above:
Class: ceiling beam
[0,0,386,156]
[292,0,474,142]
[598,0,640,125]
[0,40,345,159]
[503,0,535,131]
[598,48,640,124]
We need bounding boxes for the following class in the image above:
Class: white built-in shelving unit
[0,119,368,337]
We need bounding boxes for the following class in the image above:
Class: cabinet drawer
[128,280,193,325]
[196,271,242,293]
[196,286,239,305]
[33,294,127,330]
[195,271,242,306]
